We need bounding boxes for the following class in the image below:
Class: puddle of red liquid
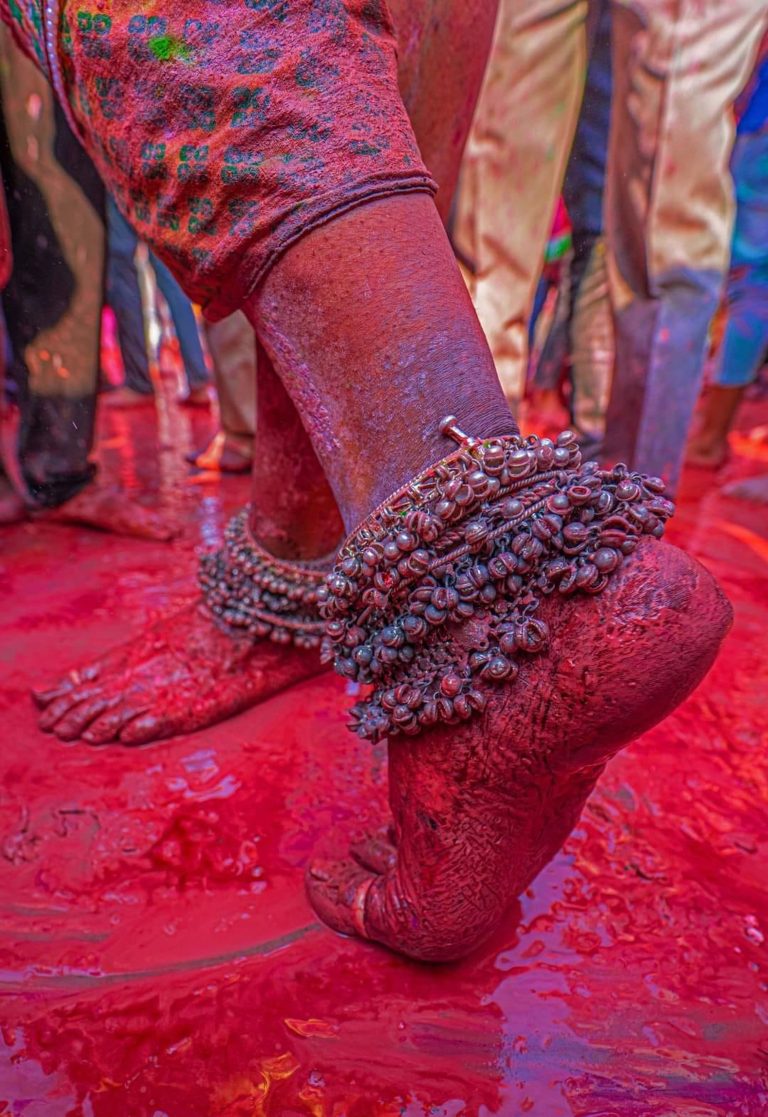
[0,384,767,1116]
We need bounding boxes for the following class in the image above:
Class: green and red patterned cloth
[0,0,435,316]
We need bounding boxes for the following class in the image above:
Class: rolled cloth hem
[204,174,436,321]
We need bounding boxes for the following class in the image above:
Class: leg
[0,32,172,538]
[454,0,588,402]
[687,132,768,468]
[105,195,154,400]
[0,34,101,507]
[152,252,211,397]
[35,346,342,745]
[23,0,731,952]
[251,194,512,527]
[387,0,500,221]
[562,0,613,447]
[191,312,256,472]
[245,190,729,959]
[602,0,768,489]
[32,0,490,744]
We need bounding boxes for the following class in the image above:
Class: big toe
[306,859,373,938]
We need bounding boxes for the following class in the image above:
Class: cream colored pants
[204,312,256,443]
[459,0,768,486]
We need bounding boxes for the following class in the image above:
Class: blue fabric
[737,57,768,136]
[713,130,768,388]
[106,195,209,393]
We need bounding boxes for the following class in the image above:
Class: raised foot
[308,540,732,962]
[33,600,325,746]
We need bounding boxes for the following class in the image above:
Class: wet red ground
[1,362,767,1116]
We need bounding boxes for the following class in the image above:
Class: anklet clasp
[439,415,480,448]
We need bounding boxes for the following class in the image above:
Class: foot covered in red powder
[33,599,325,745]
[36,484,178,541]
[307,539,731,961]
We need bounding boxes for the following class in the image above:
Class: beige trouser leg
[603,0,768,488]
[204,312,256,443]
[457,0,588,403]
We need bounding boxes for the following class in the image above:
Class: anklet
[199,507,331,648]
[320,418,675,741]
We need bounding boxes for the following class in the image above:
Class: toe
[82,706,139,745]
[117,711,170,746]
[38,688,99,732]
[32,681,75,709]
[306,858,374,938]
[53,695,121,741]
[32,663,102,709]
[350,834,397,875]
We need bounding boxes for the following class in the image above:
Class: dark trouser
[106,196,209,396]
[533,0,613,443]
[0,28,104,507]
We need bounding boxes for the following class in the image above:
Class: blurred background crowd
[0,1,766,529]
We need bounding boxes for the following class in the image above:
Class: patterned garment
[0,0,435,318]
[0,0,46,72]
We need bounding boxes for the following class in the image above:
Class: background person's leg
[602,0,768,489]
[454,0,588,404]
[562,0,613,447]
[151,252,210,396]
[106,196,154,399]
[687,129,768,467]
[0,28,103,507]
[191,312,256,471]
[388,0,500,223]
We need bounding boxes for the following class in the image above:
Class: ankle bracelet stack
[320,418,675,741]
[199,507,330,649]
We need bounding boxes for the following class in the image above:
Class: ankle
[345,401,517,530]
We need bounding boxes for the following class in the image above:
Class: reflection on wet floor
[0,379,767,1116]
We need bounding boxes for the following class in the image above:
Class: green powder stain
[149,35,190,63]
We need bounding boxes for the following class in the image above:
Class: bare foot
[307,540,732,961]
[38,484,178,541]
[102,386,156,409]
[178,385,212,408]
[684,433,729,469]
[720,473,768,503]
[185,430,253,473]
[33,600,325,746]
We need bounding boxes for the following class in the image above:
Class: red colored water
[1,380,767,1116]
